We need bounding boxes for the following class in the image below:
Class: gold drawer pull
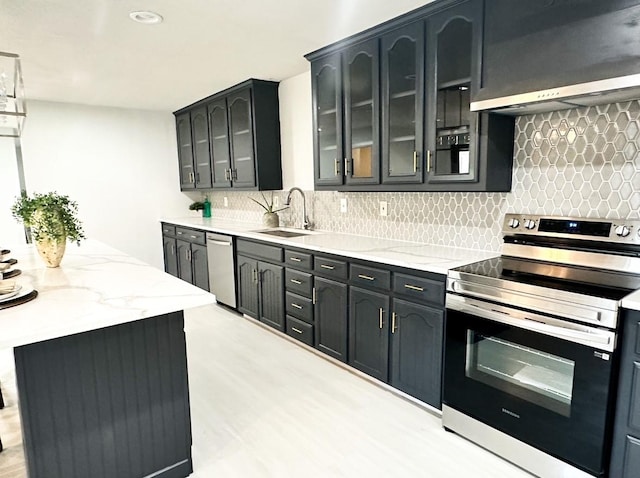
[404,284,424,292]
[379,308,384,329]
[190,235,197,239]
[290,279,302,285]
[358,274,375,281]
[290,257,302,262]
[291,303,303,310]
[320,264,335,270]
[292,327,304,334]
[392,312,397,334]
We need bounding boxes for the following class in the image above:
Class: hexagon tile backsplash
[207,101,640,253]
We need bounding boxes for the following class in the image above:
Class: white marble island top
[0,239,215,349]
[622,289,640,312]
[163,216,497,275]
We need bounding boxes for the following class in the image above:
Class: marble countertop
[622,289,640,312]
[0,239,215,350]
[162,216,497,275]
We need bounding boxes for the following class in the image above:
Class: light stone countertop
[622,289,640,312]
[162,216,498,276]
[0,239,215,350]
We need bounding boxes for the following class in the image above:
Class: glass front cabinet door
[425,1,480,185]
[227,89,256,189]
[312,54,344,187]
[381,21,425,185]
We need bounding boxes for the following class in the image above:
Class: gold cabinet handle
[358,274,375,281]
[177,231,184,235]
[171,244,175,255]
[404,284,424,292]
[379,308,384,329]
[290,279,302,285]
[320,264,335,270]
[252,269,258,283]
[392,312,397,334]
[312,287,317,305]
[344,157,350,176]
[187,249,192,262]
[190,235,197,239]
[289,257,302,262]
[426,150,432,172]
[292,327,304,334]
[334,158,340,177]
[291,303,303,310]
[413,151,418,173]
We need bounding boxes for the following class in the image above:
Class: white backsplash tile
[205,101,640,253]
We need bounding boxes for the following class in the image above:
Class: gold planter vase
[35,237,67,268]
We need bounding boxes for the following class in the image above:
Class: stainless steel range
[443,214,640,478]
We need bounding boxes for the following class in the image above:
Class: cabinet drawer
[314,256,348,279]
[175,227,206,245]
[286,315,314,346]
[286,291,313,324]
[393,273,445,306]
[286,269,313,298]
[237,239,283,262]
[350,264,391,290]
[285,249,313,270]
[162,223,176,236]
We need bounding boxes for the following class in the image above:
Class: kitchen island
[0,240,215,478]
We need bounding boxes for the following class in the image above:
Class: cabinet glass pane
[210,104,231,183]
[317,65,339,180]
[229,96,254,183]
[388,37,417,177]
[434,19,472,177]
[349,54,374,178]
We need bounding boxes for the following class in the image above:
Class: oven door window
[466,332,575,417]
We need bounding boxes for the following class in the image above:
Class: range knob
[508,218,520,228]
[524,219,536,230]
[615,225,631,237]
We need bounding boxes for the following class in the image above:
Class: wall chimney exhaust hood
[471,73,640,116]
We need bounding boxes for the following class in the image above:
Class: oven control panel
[503,214,640,245]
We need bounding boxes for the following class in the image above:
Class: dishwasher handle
[208,239,232,246]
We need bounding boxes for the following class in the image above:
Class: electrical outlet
[379,201,388,217]
[340,198,348,213]
[223,197,228,207]
[273,196,279,207]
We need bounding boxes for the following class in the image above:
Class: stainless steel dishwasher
[206,233,236,308]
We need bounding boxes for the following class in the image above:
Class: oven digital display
[538,219,611,237]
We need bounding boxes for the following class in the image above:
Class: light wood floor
[0,303,533,477]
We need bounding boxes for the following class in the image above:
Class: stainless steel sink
[254,229,311,238]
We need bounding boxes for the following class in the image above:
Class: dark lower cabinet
[237,254,285,332]
[349,287,390,381]
[390,298,444,408]
[191,244,209,291]
[176,240,193,284]
[610,309,640,477]
[314,276,348,362]
[162,225,209,292]
[162,235,178,277]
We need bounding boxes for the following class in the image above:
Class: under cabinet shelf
[233,129,250,136]
[390,90,416,99]
[390,135,416,143]
[351,99,374,108]
[319,107,338,116]
[437,77,471,90]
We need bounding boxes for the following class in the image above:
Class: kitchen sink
[254,229,312,238]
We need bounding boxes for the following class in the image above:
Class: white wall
[0,139,26,245]
[278,71,314,190]
[17,101,192,268]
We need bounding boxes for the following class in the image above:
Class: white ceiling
[1,0,434,112]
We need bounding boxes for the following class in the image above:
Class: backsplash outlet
[206,101,640,253]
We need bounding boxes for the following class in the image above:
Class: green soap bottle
[203,197,211,218]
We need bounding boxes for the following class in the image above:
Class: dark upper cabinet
[424,0,514,191]
[381,21,425,185]
[477,0,640,103]
[312,53,344,187]
[176,113,195,190]
[343,40,380,186]
[174,79,282,191]
[307,0,514,192]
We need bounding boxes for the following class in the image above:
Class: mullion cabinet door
[343,39,380,186]
[208,98,233,188]
[312,53,345,187]
[176,113,195,190]
[381,21,425,185]
[349,287,390,381]
[190,106,213,189]
[228,89,256,188]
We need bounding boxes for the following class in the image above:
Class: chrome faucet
[284,187,311,230]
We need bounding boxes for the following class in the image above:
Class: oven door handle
[447,294,615,352]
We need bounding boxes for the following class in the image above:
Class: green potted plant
[250,192,288,227]
[11,191,86,268]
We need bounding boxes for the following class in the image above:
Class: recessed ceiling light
[129,11,163,25]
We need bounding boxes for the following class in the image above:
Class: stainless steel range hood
[470,73,640,116]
